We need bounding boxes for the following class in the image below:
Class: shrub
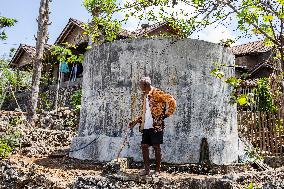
[0,129,22,159]
[71,90,82,110]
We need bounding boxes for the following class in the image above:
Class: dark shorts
[141,128,163,146]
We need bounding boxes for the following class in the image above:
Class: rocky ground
[0,109,284,189]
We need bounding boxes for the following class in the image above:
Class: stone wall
[2,78,82,111]
[70,38,238,165]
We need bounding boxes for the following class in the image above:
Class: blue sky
[0,0,91,57]
[0,1,259,57]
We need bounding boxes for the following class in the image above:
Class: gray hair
[140,77,151,86]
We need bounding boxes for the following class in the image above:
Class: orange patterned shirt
[131,87,176,132]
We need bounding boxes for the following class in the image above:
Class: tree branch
[217,0,280,46]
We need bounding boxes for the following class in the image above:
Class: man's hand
[128,121,136,128]
[163,114,169,120]
[128,116,142,128]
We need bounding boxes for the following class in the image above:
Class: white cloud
[120,0,196,31]
[119,0,236,44]
[191,24,235,44]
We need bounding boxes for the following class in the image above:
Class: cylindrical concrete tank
[70,38,238,165]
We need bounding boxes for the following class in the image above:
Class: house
[9,44,54,91]
[9,18,180,87]
[231,40,276,79]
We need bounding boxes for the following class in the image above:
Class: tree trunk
[27,0,51,124]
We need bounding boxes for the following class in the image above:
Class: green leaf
[264,37,274,47]
[263,15,273,22]
[276,0,284,6]
[252,28,261,34]
[246,181,254,189]
[225,77,240,87]
[237,94,248,106]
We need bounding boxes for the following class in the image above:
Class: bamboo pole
[250,111,253,139]
[272,115,278,155]
[253,112,257,145]
[267,113,272,156]
[262,112,266,155]
[279,110,283,156]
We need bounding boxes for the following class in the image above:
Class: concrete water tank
[69,38,238,165]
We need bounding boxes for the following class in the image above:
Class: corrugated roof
[231,40,272,55]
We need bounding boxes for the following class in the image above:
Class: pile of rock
[0,108,78,157]
[0,159,58,189]
[0,107,79,132]
[18,128,75,157]
[36,107,80,131]
[0,111,27,132]
[73,173,232,189]
[72,167,284,189]
[264,156,284,168]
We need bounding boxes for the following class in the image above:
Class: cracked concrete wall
[70,38,238,165]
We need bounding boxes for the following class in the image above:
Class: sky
[0,0,260,58]
[0,0,92,57]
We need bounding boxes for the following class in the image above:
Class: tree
[188,0,284,107]
[188,0,283,67]
[82,0,284,108]
[27,0,51,124]
[82,0,283,61]
[83,0,122,45]
[0,16,17,40]
[0,57,32,110]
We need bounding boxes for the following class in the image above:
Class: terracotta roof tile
[10,44,51,67]
[231,40,272,55]
[70,18,86,29]
[55,18,87,44]
[21,44,36,58]
[133,22,168,37]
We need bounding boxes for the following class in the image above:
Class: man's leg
[140,144,150,175]
[153,144,161,173]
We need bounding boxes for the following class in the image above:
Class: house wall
[235,51,272,72]
[147,25,176,36]
[17,53,33,67]
[64,27,88,46]
[69,38,239,165]
[250,67,274,79]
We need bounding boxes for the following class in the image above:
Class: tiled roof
[117,29,134,38]
[55,18,87,44]
[133,22,168,37]
[56,18,176,44]
[10,44,35,66]
[231,40,272,55]
[10,44,51,67]
[70,18,86,29]
[21,44,36,58]
[20,44,50,57]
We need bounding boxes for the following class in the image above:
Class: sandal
[152,171,160,177]
[139,169,150,176]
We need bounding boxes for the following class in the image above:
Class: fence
[238,110,284,156]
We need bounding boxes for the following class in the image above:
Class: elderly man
[128,77,176,176]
